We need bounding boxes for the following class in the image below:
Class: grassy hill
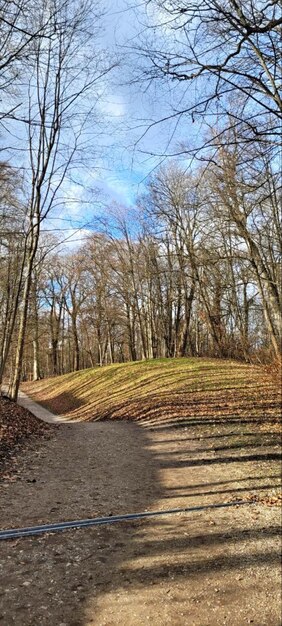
[22,358,281,428]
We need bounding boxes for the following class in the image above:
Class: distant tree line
[1,139,280,383]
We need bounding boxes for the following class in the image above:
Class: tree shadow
[154,431,281,443]
[0,421,164,625]
[162,482,281,500]
[146,415,280,431]
[157,452,281,468]
[157,440,280,455]
[164,474,281,491]
[37,390,86,416]
[1,420,281,626]
[80,514,281,624]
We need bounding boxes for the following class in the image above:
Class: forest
[0,0,281,397]
[0,3,281,625]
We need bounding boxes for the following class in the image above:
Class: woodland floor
[0,396,52,480]
[0,389,281,626]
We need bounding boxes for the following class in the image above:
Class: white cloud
[100,97,126,118]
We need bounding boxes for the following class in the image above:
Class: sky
[4,0,198,251]
[43,0,203,250]
[5,0,277,253]
[42,0,155,248]
[2,0,278,261]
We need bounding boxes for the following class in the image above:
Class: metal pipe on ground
[0,500,255,541]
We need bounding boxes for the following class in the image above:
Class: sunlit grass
[22,357,281,426]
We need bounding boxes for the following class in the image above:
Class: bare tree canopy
[0,0,116,399]
[136,0,282,152]
[0,1,281,395]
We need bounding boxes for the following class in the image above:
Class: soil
[0,408,281,625]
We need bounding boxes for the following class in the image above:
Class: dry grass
[22,358,281,430]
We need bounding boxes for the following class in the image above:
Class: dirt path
[0,409,281,626]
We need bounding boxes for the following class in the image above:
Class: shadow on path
[0,412,281,626]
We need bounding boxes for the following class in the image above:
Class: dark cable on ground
[0,500,256,541]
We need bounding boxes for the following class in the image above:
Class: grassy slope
[22,357,281,427]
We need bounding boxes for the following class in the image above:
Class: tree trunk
[10,250,36,400]
[72,316,80,371]
[32,279,41,381]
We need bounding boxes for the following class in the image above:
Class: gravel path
[0,400,281,626]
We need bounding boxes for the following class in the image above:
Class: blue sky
[4,0,198,249]
[42,1,155,247]
[6,0,276,252]
[28,0,280,253]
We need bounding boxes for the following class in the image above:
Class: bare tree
[63,254,89,372]
[134,0,281,155]
[206,136,281,358]
[5,0,115,399]
[0,0,70,126]
[0,164,26,386]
